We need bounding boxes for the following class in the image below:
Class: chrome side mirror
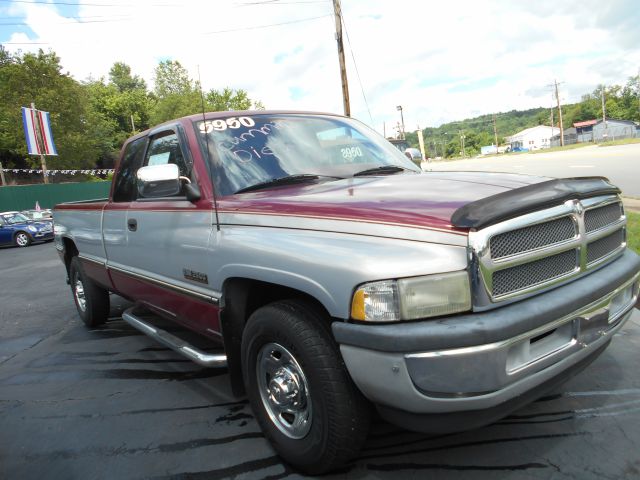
[136,163,181,198]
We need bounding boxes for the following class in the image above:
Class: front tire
[69,256,110,327]
[241,300,370,474]
[14,231,31,247]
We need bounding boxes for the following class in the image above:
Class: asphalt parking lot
[1,242,640,479]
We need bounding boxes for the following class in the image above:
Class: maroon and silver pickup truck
[53,111,640,474]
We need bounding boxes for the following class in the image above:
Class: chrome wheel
[257,342,312,439]
[15,233,29,247]
[74,278,87,312]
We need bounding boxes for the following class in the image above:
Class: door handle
[127,218,138,232]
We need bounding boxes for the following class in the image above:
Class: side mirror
[136,164,181,198]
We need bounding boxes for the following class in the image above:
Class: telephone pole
[550,80,565,147]
[0,162,6,186]
[601,84,608,141]
[459,131,466,157]
[31,102,49,184]
[333,0,350,117]
[492,113,499,151]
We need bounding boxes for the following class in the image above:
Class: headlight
[351,271,471,322]
[27,225,37,232]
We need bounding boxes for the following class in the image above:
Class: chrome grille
[490,216,576,259]
[587,229,625,265]
[584,202,622,233]
[469,195,627,306]
[492,250,578,297]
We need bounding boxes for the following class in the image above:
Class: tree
[109,62,146,93]
[0,49,104,170]
[150,60,263,124]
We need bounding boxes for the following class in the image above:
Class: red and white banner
[21,107,58,156]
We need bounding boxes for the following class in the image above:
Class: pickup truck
[53,111,640,474]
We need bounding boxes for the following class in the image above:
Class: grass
[529,143,591,154]
[628,211,640,255]
[598,138,640,147]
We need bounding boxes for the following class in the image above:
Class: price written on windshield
[200,116,255,133]
[341,146,363,159]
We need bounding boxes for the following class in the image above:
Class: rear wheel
[14,231,31,247]
[69,256,109,327]
[241,300,370,474]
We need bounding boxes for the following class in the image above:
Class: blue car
[0,211,54,247]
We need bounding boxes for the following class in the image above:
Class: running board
[122,307,227,368]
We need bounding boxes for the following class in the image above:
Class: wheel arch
[220,277,335,397]
[61,236,79,278]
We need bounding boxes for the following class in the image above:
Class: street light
[396,105,405,140]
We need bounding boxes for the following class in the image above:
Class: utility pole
[552,80,565,147]
[396,105,405,139]
[416,126,426,162]
[459,131,466,157]
[130,114,136,134]
[601,84,608,141]
[31,102,49,184]
[0,162,6,186]
[333,0,350,117]
[492,113,499,152]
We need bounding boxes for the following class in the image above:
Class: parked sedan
[0,212,54,247]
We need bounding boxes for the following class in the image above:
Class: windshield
[196,114,420,195]
[1,213,29,224]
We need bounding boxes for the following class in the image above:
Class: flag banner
[21,106,58,156]
[38,110,58,155]
[21,107,39,155]
[0,168,114,176]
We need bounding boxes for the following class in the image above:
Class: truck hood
[218,171,550,233]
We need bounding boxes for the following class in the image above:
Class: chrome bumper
[339,272,639,415]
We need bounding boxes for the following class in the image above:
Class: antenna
[197,65,220,232]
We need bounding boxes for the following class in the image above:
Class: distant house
[506,126,559,151]
[551,118,639,146]
[575,118,638,143]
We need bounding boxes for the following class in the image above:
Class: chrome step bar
[122,307,227,368]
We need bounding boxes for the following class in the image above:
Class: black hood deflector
[451,177,620,229]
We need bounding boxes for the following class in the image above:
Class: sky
[1,0,640,135]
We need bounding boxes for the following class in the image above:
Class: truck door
[112,128,219,335]
[104,136,147,282]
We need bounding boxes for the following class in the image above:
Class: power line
[339,5,372,123]
[1,13,332,43]
[203,13,330,34]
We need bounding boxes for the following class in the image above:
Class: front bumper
[332,249,640,427]
[33,230,54,241]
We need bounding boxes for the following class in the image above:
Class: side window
[143,132,191,179]
[113,137,147,202]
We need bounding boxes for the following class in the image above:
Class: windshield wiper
[352,165,412,177]
[235,174,340,194]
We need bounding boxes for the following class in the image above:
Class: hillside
[405,75,640,158]
[405,106,561,158]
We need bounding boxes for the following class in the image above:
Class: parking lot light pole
[396,105,405,139]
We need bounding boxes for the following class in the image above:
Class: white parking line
[568,165,595,168]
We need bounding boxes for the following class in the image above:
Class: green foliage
[0,48,104,169]
[0,50,262,178]
[627,211,640,255]
[150,60,262,124]
[421,74,640,158]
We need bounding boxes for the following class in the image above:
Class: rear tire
[241,300,370,474]
[69,256,110,327]
[14,231,31,247]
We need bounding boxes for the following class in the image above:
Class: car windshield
[1,213,30,224]
[196,114,420,195]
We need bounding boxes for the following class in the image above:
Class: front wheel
[14,231,31,247]
[241,300,370,474]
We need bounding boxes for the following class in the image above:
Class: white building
[507,126,559,151]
